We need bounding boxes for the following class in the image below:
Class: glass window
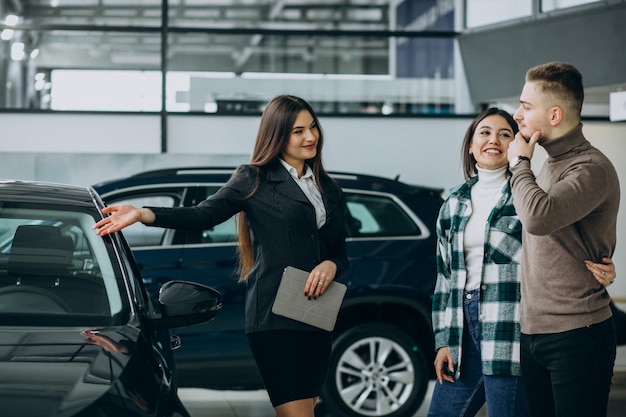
[0,0,457,114]
[167,32,390,75]
[168,1,391,30]
[102,194,178,247]
[0,29,161,110]
[6,0,162,27]
[201,220,237,244]
[0,209,123,321]
[541,0,601,12]
[345,193,423,238]
[165,0,454,115]
[465,0,532,28]
[51,70,162,111]
[165,33,454,115]
[195,186,238,244]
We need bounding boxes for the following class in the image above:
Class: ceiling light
[11,42,25,60]
[1,29,14,40]
[4,15,19,26]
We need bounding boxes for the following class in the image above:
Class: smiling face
[281,110,319,175]
[469,114,516,170]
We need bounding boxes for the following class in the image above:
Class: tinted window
[189,187,423,240]
[345,192,422,238]
[194,186,238,244]
[104,185,238,247]
[0,208,124,323]
[103,191,181,247]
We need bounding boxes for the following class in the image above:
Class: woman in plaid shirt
[427,108,615,417]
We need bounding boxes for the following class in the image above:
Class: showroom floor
[179,347,626,417]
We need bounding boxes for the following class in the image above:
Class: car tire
[322,323,429,417]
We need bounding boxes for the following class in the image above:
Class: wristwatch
[509,155,530,168]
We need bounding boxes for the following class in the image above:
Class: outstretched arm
[93,204,156,236]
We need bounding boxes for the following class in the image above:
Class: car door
[101,182,260,388]
[343,189,437,294]
[170,185,251,369]
[100,187,187,297]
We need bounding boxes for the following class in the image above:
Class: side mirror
[150,281,222,330]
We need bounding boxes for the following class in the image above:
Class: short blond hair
[526,62,584,117]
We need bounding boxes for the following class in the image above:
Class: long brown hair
[237,95,334,282]
[461,107,518,179]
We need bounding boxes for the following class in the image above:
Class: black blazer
[150,163,349,333]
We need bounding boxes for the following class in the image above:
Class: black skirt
[247,330,333,407]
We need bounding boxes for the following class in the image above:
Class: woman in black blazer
[95,95,349,417]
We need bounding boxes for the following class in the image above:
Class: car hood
[0,324,170,417]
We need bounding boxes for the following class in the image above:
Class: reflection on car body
[0,180,221,417]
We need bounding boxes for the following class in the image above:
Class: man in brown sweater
[507,62,620,417]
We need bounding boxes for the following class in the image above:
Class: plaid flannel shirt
[432,176,523,378]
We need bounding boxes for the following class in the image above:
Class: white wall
[1,113,161,154]
[0,113,625,300]
[168,115,473,190]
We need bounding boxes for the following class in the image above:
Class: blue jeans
[520,317,616,417]
[428,289,528,417]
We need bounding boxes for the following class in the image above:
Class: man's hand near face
[508,130,541,162]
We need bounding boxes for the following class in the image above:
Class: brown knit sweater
[510,123,620,334]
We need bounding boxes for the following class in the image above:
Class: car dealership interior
[0,0,625,416]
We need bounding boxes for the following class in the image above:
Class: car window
[0,208,124,323]
[200,220,238,243]
[105,194,178,247]
[103,185,423,244]
[104,185,238,247]
[193,186,238,244]
[345,192,422,238]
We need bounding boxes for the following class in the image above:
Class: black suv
[93,167,444,417]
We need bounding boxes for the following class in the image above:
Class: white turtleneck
[464,165,508,291]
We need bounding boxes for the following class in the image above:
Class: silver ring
[318,282,324,286]
[602,271,606,276]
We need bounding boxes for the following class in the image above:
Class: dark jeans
[428,289,528,417]
[520,318,616,417]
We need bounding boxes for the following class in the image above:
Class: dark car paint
[0,181,221,417]
[1,325,167,416]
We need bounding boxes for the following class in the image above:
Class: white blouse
[280,159,327,229]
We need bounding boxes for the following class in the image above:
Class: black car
[0,180,222,417]
[93,167,445,417]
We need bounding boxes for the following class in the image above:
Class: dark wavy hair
[461,107,519,179]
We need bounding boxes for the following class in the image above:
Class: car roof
[93,166,443,197]
[0,180,101,208]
